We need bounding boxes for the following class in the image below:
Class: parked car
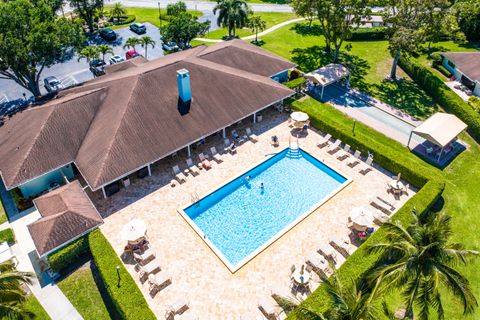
[99,28,117,41]
[129,23,146,34]
[89,59,106,76]
[125,50,141,60]
[109,55,125,64]
[162,41,179,52]
[43,76,63,92]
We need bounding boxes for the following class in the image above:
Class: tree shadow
[290,23,322,36]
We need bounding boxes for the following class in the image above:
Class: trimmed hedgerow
[399,57,480,142]
[0,228,15,245]
[349,27,387,41]
[109,14,136,26]
[47,235,90,273]
[284,77,306,90]
[88,230,156,320]
[286,97,445,318]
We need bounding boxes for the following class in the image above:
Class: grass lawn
[58,265,113,320]
[0,228,15,245]
[203,12,298,40]
[24,295,50,320]
[105,7,202,29]
[0,199,7,224]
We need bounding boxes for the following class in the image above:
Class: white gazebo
[305,64,350,99]
[407,113,467,161]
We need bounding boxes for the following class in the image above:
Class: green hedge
[109,14,136,26]
[399,57,480,142]
[436,64,452,78]
[284,77,306,90]
[47,235,90,273]
[88,230,156,320]
[349,27,387,41]
[0,228,15,245]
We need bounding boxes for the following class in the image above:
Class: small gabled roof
[28,181,103,257]
[412,113,467,147]
[305,64,350,87]
[441,52,480,82]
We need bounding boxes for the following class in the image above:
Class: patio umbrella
[290,111,309,122]
[350,207,374,231]
[121,219,147,242]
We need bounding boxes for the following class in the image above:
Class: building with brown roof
[441,52,480,96]
[0,40,296,198]
[27,181,103,257]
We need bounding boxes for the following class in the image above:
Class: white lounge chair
[224,138,237,154]
[373,210,389,225]
[359,156,374,174]
[186,158,200,174]
[347,150,361,166]
[306,253,328,275]
[198,153,212,169]
[327,139,341,153]
[138,259,161,279]
[370,199,392,215]
[167,297,189,315]
[329,236,351,258]
[317,133,332,148]
[148,271,171,296]
[258,297,281,319]
[317,243,336,261]
[133,248,155,265]
[245,127,258,142]
[172,165,186,182]
[210,146,222,162]
[232,129,244,143]
[336,144,351,160]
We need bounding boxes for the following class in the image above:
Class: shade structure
[121,219,147,242]
[304,64,350,87]
[350,207,374,231]
[409,113,467,148]
[290,111,309,122]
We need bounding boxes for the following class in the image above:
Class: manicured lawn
[203,12,298,40]
[0,199,7,224]
[24,295,51,320]
[58,266,112,320]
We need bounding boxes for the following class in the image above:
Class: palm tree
[213,0,250,38]
[96,44,113,64]
[138,36,156,59]
[123,37,141,51]
[247,15,266,44]
[109,2,127,24]
[367,210,479,320]
[77,46,100,63]
[0,261,34,319]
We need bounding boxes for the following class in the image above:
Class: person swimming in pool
[260,182,264,189]
[245,175,251,181]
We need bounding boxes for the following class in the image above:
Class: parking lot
[0,22,164,116]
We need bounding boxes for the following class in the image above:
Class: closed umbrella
[121,219,147,242]
[290,111,309,122]
[350,207,374,231]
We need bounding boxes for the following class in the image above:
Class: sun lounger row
[329,236,352,258]
[171,147,223,183]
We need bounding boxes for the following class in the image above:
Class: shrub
[430,52,443,66]
[47,235,90,273]
[435,64,452,78]
[88,230,156,320]
[284,77,306,90]
[349,27,387,41]
[0,228,15,245]
[399,57,480,142]
[109,14,136,25]
[468,96,480,113]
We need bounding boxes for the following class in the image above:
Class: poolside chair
[186,158,200,175]
[258,297,281,320]
[148,271,171,296]
[370,199,393,215]
[329,236,351,258]
[172,165,186,182]
[198,153,212,169]
[133,247,155,265]
[317,243,336,262]
[245,127,258,142]
[327,139,341,154]
[176,313,198,320]
[210,146,222,162]
[358,156,374,174]
[306,253,328,276]
[223,138,237,153]
[336,144,351,160]
[317,133,332,148]
[232,129,244,143]
[167,297,189,315]
[137,258,161,280]
[373,210,389,225]
[403,183,410,195]
[347,150,361,166]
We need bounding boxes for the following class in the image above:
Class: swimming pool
[180,148,350,272]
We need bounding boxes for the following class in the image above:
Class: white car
[109,55,125,65]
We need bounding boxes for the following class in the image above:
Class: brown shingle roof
[28,181,103,257]
[442,52,480,82]
[0,41,295,190]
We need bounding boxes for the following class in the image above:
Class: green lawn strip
[104,7,202,29]
[23,295,51,320]
[57,267,111,320]
[203,12,298,40]
[0,196,7,224]
[0,228,15,245]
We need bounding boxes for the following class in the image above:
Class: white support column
[102,187,107,199]
[187,145,191,157]
[321,85,325,100]
[253,112,257,124]
[222,128,226,139]
[147,164,152,176]
[407,131,413,150]
[438,147,444,161]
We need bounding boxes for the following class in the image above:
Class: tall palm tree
[213,0,250,38]
[77,46,100,63]
[123,37,141,51]
[138,36,156,59]
[96,44,113,64]
[367,210,479,320]
[109,2,127,23]
[0,261,34,319]
[247,15,266,43]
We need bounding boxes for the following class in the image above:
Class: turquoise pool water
[183,148,347,268]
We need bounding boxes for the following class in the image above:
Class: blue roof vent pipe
[177,69,192,103]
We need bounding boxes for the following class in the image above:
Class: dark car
[125,50,141,60]
[43,76,63,92]
[129,23,146,34]
[162,41,179,52]
[89,59,106,76]
[99,28,117,41]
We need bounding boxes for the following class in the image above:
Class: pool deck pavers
[94,110,415,319]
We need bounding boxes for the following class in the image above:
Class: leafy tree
[0,262,34,319]
[367,210,479,320]
[290,0,316,27]
[0,0,84,99]
[247,15,266,43]
[123,37,141,51]
[454,0,480,41]
[96,44,113,63]
[77,46,100,63]
[314,0,370,62]
[162,13,210,49]
[109,2,127,23]
[166,1,187,16]
[69,0,104,33]
[421,0,451,50]
[138,36,156,59]
[213,0,250,38]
